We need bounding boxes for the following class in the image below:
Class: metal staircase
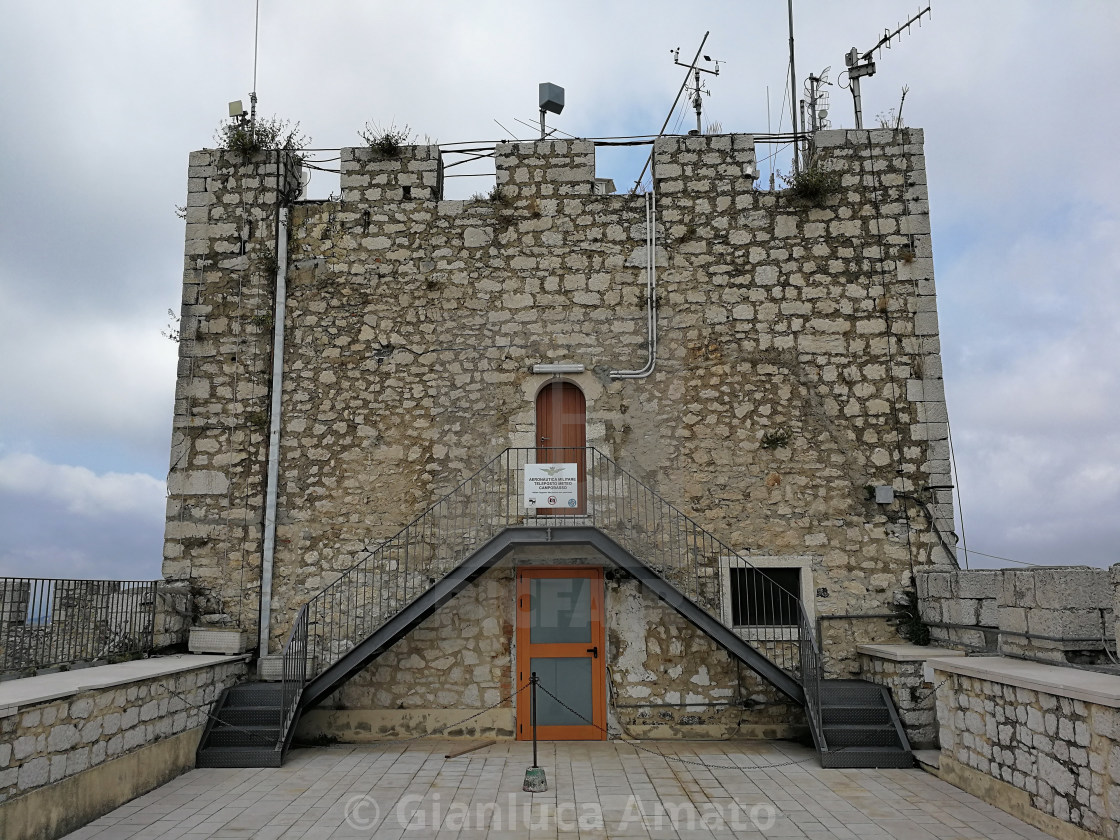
[195,447,912,768]
[817,680,914,768]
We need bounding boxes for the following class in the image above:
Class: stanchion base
[522,766,548,792]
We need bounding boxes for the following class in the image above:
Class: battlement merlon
[326,129,925,203]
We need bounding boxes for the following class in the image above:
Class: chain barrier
[533,681,817,770]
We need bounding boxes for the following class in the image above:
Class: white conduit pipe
[258,205,289,655]
[610,188,658,379]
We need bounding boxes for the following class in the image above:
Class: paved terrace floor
[64,740,1058,840]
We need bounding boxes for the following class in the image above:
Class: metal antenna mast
[843,5,931,129]
[632,32,709,191]
[788,0,800,172]
[250,0,260,137]
[672,47,722,134]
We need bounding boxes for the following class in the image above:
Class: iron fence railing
[0,577,158,673]
[277,447,823,742]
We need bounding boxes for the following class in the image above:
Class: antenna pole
[693,67,702,134]
[845,6,931,130]
[633,33,709,190]
[250,0,260,139]
[787,0,800,173]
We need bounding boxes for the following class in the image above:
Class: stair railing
[278,603,309,744]
[276,447,822,738]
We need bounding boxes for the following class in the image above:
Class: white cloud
[0,452,165,518]
[2,0,1119,577]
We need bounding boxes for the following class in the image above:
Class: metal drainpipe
[609,188,658,379]
[258,205,289,656]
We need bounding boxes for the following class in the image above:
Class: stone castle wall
[164,130,953,682]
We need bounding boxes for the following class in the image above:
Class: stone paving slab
[62,740,1059,839]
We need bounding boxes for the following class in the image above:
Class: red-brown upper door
[535,381,586,514]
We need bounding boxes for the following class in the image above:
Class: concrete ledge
[925,655,1120,708]
[623,723,809,741]
[296,708,516,741]
[0,654,250,718]
[936,754,1103,840]
[857,643,965,662]
[0,726,203,840]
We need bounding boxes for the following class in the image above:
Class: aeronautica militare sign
[524,463,579,509]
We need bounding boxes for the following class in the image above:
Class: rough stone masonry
[164,129,953,733]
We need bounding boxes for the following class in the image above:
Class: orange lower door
[515,567,606,741]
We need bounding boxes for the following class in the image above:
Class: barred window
[728,567,801,627]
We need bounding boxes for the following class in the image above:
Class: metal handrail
[0,577,158,673]
[278,604,309,743]
[275,447,823,743]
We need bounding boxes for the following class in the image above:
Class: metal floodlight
[228,100,246,118]
[531,363,584,375]
[538,83,565,115]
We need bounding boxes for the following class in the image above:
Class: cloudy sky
[1,1,1117,581]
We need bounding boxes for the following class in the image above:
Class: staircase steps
[196,683,284,768]
[816,679,914,768]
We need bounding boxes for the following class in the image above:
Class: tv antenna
[671,47,723,135]
[805,67,832,133]
[842,5,931,129]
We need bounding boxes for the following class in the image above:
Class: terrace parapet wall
[0,656,248,839]
[917,567,1117,665]
[929,655,1120,840]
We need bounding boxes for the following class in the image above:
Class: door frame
[535,380,587,514]
[515,566,606,741]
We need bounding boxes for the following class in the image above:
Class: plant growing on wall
[889,588,930,645]
[759,427,791,450]
[358,121,414,159]
[779,157,843,208]
[214,115,310,157]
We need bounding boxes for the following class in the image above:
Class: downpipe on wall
[258,205,289,655]
[610,188,658,379]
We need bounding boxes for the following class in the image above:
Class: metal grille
[0,577,157,673]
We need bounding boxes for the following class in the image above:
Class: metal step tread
[821,705,891,725]
[206,724,282,747]
[196,745,283,768]
[819,745,916,769]
[215,706,283,725]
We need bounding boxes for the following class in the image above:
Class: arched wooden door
[535,381,586,515]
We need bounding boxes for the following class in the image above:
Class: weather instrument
[842,6,931,129]
[671,47,723,135]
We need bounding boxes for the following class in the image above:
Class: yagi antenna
[671,47,723,135]
[842,5,931,129]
